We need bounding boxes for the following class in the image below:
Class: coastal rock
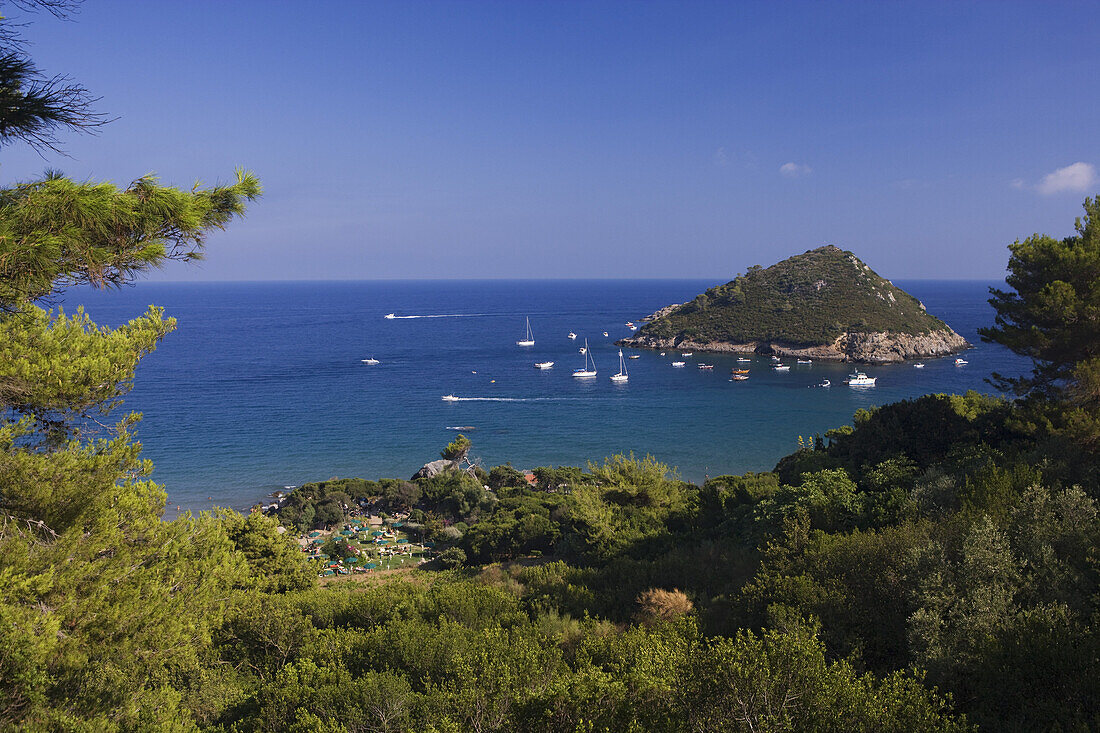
[411,459,458,480]
[618,327,969,363]
[641,302,685,322]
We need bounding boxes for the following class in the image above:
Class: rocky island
[620,245,969,363]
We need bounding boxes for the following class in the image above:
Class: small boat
[628,354,640,359]
[579,347,587,354]
[737,357,751,362]
[535,361,554,370]
[681,352,694,357]
[771,355,781,362]
[672,361,686,367]
[625,322,634,327]
[568,332,577,340]
[773,364,790,371]
[955,358,968,365]
[797,359,813,364]
[820,379,831,387]
[846,372,876,386]
[384,313,396,319]
[361,357,380,364]
[603,331,609,337]
[914,363,925,369]
[628,325,637,331]
[573,338,597,377]
[516,317,535,346]
[731,369,749,374]
[731,374,749,381]
[611,350,629,383]
[659,352,666,356]
[698,364,714,370]
[441,394,459,402]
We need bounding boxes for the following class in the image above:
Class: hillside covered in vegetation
[621,245,969,362]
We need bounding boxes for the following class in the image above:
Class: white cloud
[779,162,812,178]
[1009,178,1025,190]
[713,147,729,167]
[1035,162,1096,195]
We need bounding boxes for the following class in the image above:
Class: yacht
[847,372,877,386]
[534,361,554,370]
[955,357,968,365]
[611,350,629,382]
[672,361,686,367]
[572,339,597,377]
[441,394,459,402]
[516,317,535,347]
[361,357,380,365]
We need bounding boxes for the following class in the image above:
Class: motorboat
[384,313,396,319]
[731,369,749,374]
[573,339,597,377]
[955,358,968,365]
[611,350,629,383]
[681,352,693,357]
[579,347,587,354]
[771,355,780,362]
[660,352,666,356]
[603,331,609,337]
[672,361,686,367]
[628,354,640,359]
[773,364,790,371]
[628,325,637,331]
[534,361,554,370]
[361,357,380,365]
[797,359,813,364]
[914,363,925,368]
[698,364,714,370]
[820,379,831,387]
[568,332,577,340]
[516,317,535,347]
[737,357,751,362]
[846,372,877,386]
[731,374,749,381]
[441,394,459,402]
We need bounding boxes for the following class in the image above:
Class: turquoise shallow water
[66,279,1027,512]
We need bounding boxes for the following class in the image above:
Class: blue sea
[66,280,1028,514]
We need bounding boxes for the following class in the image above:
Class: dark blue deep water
[66,280,1027,513]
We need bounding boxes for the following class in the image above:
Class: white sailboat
[573,339,597,377]
[516,317,535,346]
[611,350,628,382]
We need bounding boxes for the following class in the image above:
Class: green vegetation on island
[624,245,968,359]
[4,5,1100,731]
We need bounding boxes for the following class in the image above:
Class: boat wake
[386,313,488,319]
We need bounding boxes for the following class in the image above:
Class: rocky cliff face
[619,327,969,363]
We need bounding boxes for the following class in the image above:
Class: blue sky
[3,1,1098,280]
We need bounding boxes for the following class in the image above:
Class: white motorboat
[384,313,395,319]
[361,357,380,365]
[820,379,831,387]
[914,363,925,368]
[516,317,535,346]
[681,352,693,357]
[603,331,609,337]
[441,394,459,402]
[731,373,749,381]
[611,350,629,382]
[955,358,968,365]
[579,347,587,354]
[628,354,640,359]
[628,325,637,331]
[660,352,666,356]
[797,359,813,364]
[773,364,790,371]
[698,364,714,370]
[737,357,751,362]
[847,372,877,386]
[535,361,554,370]
[672,361,686,367]
[771,355,781,362]
[568,332,577,340]
[573,339,597,377]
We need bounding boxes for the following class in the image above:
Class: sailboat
[573,339,597,377]
[516,317,535,346]
[611,350,628,382]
